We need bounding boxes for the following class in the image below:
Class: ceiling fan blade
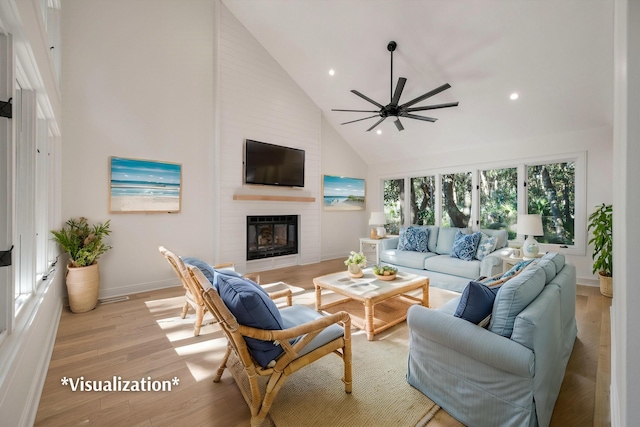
[402,113,437,122]
[394,118,404,131]
[332,109,380,113]
[391,77,407,106]
[351,90,385,109]
[366,117,386,132]
[340,115,380,125]
[406,101,459,112]
[399,83,452,109]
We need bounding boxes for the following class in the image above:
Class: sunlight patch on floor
[175,337,227,357]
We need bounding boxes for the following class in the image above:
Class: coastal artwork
[323,175,365,211]
[109,157,181,213]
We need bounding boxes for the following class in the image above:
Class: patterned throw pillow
[475,233,498,261]
[397,226,429,252]
[450,231,481,261]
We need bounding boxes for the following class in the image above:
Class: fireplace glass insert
[247,215,298,260]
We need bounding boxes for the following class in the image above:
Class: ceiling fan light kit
[332,41,458,132]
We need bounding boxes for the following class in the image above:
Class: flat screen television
[244,139,305,187]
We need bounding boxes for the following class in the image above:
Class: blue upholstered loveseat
[380,226,510,293]
[406,252,577,427]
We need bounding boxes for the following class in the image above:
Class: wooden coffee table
[313,269,429,340]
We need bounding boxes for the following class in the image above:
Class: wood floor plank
[35,259,611,426]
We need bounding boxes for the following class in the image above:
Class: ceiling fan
[332,41,459,132]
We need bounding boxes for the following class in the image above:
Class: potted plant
[588,203,612,297]
[51,217,112,312]
[344,251,367,278]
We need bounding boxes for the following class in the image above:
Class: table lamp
[518,214,544,258]
[369,212,387,238]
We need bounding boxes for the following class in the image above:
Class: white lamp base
[522,235,540,259]
[376,226,386,238]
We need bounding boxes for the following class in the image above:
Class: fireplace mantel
[233,187,315,203]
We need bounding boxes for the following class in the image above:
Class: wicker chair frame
[187,265,353,427]
[158,246,292,336]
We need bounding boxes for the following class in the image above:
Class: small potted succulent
[587,203,612,297]
[51,217,112,312]
[344,251,367,278]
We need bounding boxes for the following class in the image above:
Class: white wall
[217,3,323,273]
[320,115,369,260]
[366,126,613,283]
[61,0,216,297]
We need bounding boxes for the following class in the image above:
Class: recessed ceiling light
[376,129,382,135]
[510,93,519,100]
[328,69,335,76]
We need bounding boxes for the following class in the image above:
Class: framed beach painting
[323,175,366,211]
[109,157,182,213]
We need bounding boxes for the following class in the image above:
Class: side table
[360,237,384,265]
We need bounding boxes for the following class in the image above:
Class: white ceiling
[222,0,613,165]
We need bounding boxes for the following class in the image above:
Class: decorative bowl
[374,273,396,281]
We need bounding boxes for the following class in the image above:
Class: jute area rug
[264,322,440,427]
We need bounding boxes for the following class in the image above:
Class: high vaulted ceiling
[222,0,613,165]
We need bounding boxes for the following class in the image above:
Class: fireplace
[246,215,298,260]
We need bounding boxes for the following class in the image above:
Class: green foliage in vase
[344,251,367,268]
[51,217,112,267]
[588,203,612,277]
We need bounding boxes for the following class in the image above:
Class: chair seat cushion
[279,305,345,359]
[217,275,284,368]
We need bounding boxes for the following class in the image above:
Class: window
[410,176,435,225]
[377,153,584,255]
[441,172,472,228]
[383,178,404,234]
[527,161,575,245]
[479,167,518,239]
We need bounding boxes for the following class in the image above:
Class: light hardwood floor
[35,258,611,426]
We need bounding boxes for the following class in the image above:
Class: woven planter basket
[599,272,613,298]
[66,263,100,313]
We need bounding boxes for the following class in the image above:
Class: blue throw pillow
[398,226,429,252]
[181,257,243,290]
[450,231,481,261]
[217,275,284,368]
[454,281,498,324]
[475,233,497,260]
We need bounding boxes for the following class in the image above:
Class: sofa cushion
[435,227,468,255]
[413,225,439,252]
[489,266,546,338]
[424,255,481,279]
[542,252,565,273]
[454,281,498,325]
[380,249,436,269]
[217,275,284,368]
[475,233,497,261]
[534,259,557,284]
[450,231,481,261]
[397,226,429,252]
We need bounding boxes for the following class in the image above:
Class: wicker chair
[187,265,353,427]
[158,246,293,336]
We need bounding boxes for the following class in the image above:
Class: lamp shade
[517,214,543,236]
[369,212,386,226]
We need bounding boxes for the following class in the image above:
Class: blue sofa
[406,252,577,427]
[380,226,511,292]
